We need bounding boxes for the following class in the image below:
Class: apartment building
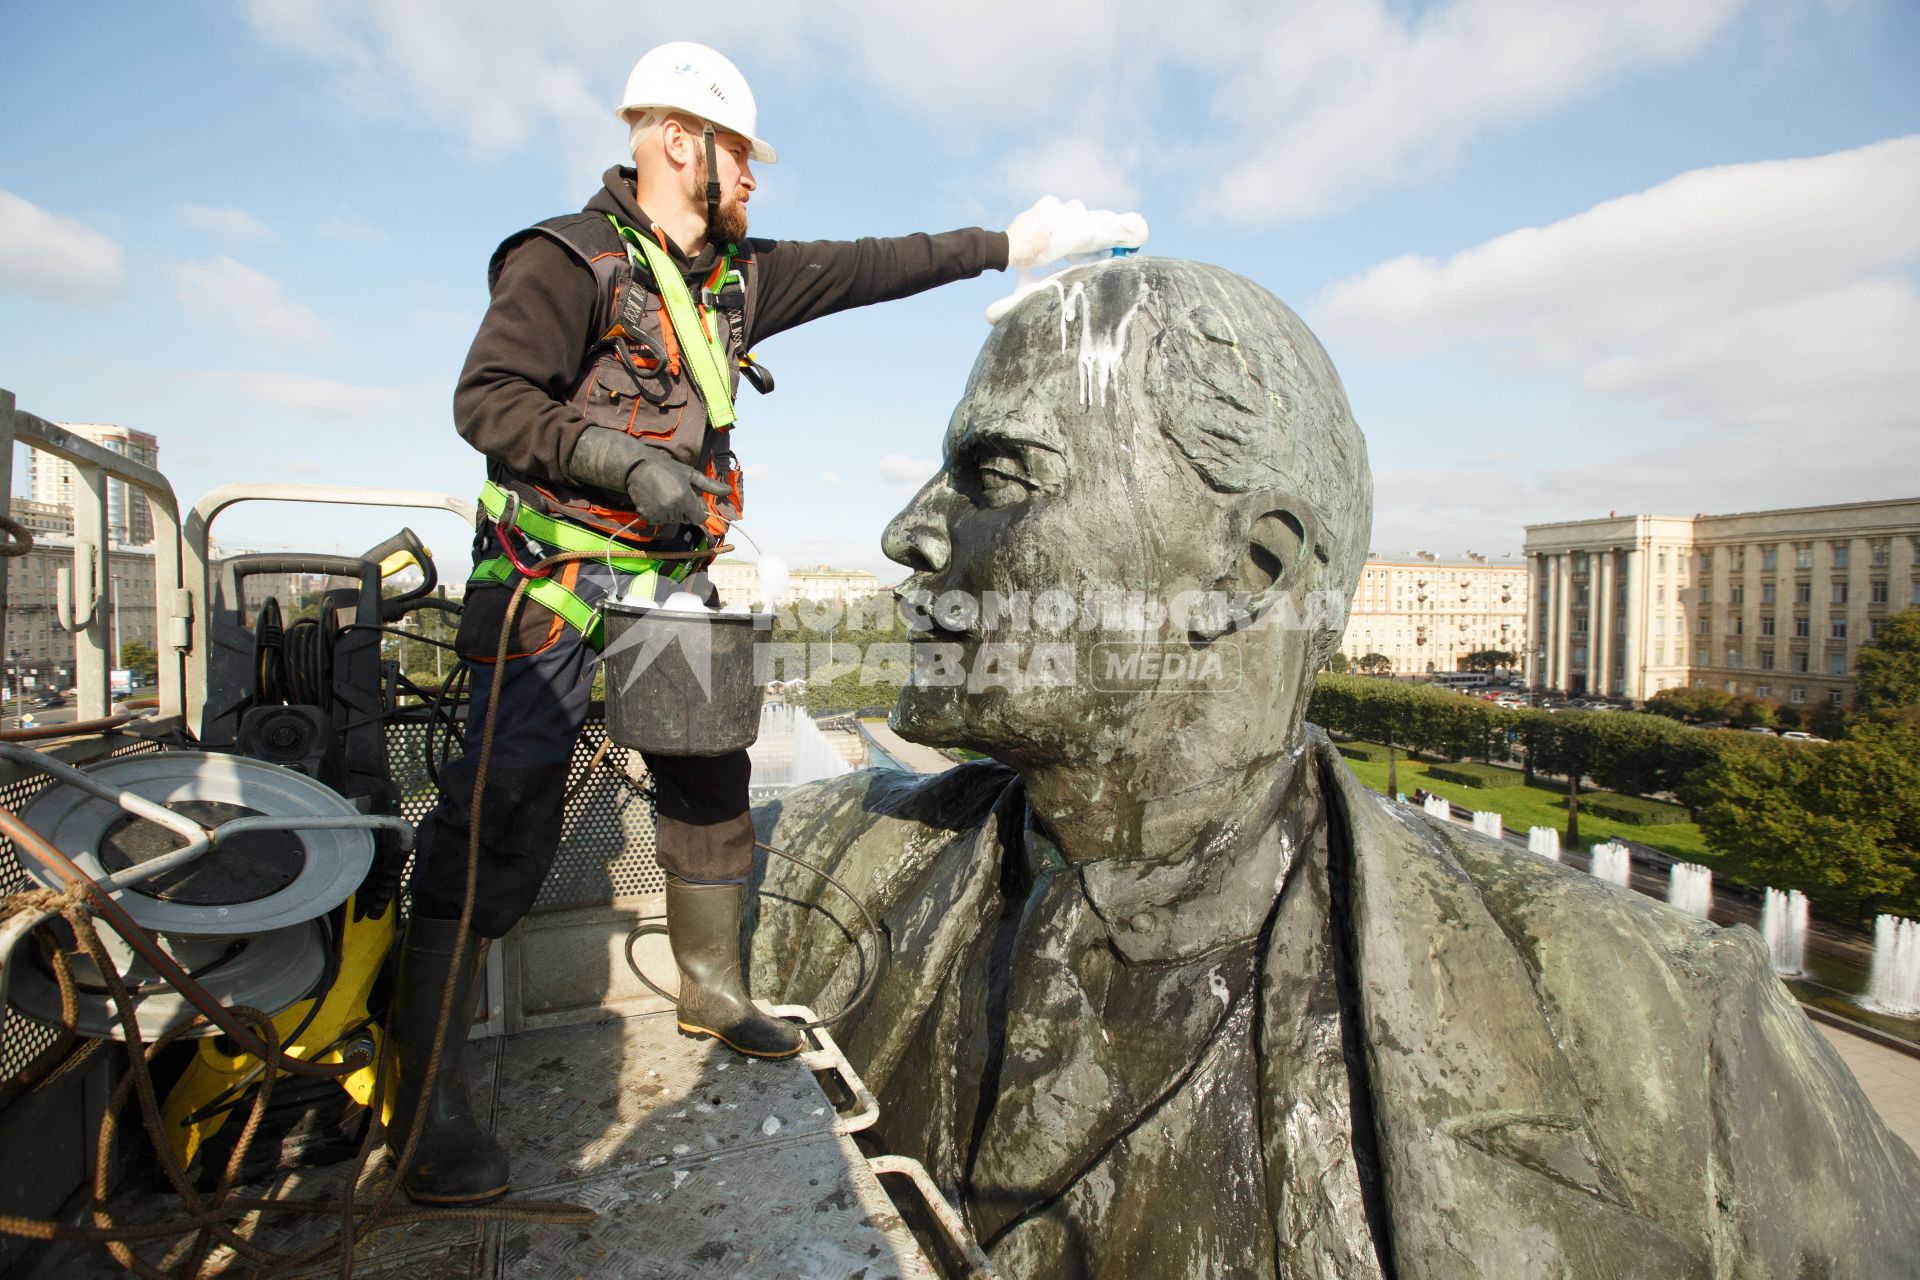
[1340,551,1529,676]
[1523,498,1920,707]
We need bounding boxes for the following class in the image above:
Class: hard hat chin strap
[702,124,721,243]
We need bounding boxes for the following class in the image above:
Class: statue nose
[883,490,950,575]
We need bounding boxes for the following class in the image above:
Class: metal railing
[0,389,186,724]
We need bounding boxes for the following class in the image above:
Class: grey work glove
[567,426,729,528]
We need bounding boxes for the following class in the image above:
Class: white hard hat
[616,42,777,164]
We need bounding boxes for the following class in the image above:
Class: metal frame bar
[0,389,187,724]
[182,483,477,741]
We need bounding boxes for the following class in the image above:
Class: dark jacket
[453,166,1007,527]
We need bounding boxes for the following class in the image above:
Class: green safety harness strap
[608,216,738,432]
[471,479,700,649]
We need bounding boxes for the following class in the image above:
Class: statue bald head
[884,257,1372,775]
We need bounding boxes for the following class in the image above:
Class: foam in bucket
[659,591,709,613]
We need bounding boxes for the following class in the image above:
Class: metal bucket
[599,601,769,756]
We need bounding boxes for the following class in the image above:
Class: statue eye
[976,457,1037,504]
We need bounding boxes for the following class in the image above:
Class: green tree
[1462,648,1518,673]
[1323,651,1351,675]
[1357,652,1392,676]
[1854,608,1920,713]
[118,640,159,681]
[1685,723,1920,922]
[1729,696,1776,729]
[1644,685,1734,725]
[1809,701,1850,741]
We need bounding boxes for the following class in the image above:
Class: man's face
[881,266,1295,766]
[690,128,754,243]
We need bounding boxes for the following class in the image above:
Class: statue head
[882,257,1372,793]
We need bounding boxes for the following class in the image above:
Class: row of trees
[1310,653,1920,922]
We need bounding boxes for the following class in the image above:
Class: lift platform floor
[55,1012,939,1279]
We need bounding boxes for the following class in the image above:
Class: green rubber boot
[388,916,510,1205]
[666,877,804,1058]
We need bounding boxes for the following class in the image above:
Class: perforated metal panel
[383,711,664,915]
[0,739,164,1082]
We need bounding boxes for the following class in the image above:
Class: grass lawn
[1336,751,1713,862]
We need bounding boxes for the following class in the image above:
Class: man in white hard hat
[391,40,1147,1205]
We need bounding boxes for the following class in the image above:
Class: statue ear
[1190,499,1307,641]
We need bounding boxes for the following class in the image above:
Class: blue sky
[3,1,1916,579]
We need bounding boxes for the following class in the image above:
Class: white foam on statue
[1667,862,1713,919]
[1864,914,1920,1016]
[1528,826,1561,861]
[1761,888,1809,976]
[1589,842,1632,888]
[748,702,851,795]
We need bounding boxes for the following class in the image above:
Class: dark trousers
[410,532,755,939]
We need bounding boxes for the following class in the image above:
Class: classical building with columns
[1339,551,1529,676]
[1524,498,1920,707]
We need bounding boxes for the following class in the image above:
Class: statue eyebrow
[952,416,1066,459]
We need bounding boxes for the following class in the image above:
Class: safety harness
[475,218,746,649]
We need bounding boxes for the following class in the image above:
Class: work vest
[483,211,761,545]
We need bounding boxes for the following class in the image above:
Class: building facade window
[1795,544,1813,570]
[1871,579,1888,604]
[1871,541,1890,568]
[1761,582,1776,604]
[1833,581,1849,605]
[1795,583,1812,605]
[1727,649,1743,669]
[1759,651,1775,671]
[1790,687,1805,704]
[1832,544,1851,569]
[1831,619,1848,640]
[1760,616,1776,637]
[1729,585,1743,605]
[1699,587,1712,604]
[1828,689,1845,708]
[1792,652,1810,673]
[1696,617,1710,636]
[1730,616,1745,636]
[1698,552,1712,573]
[1794,617,1811,638]
[1829,654,1847,676]
[1695,648,1710,666]
[1761,546,1777,571]
[1756,683,1772,698]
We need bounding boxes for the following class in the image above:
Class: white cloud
[0,189,123,302]
[1316,135,1920,357]
[193,370,418,420]
[171,257,327,346]
[178,203,278,243]
[1205,0,1750,221]
[1315,136,1920,527]
[818,471,844,487]
[231,0,1853,226]
[876,454,936,488]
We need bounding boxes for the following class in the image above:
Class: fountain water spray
[1761,888,1809,976]
[1422,795,1452,822]
[747,703,851,796]
[1527,826,1561,861]
[1667,863,1713,920]
[1589,842,1632,888]
[1864,914,1920,1016]
[1471,810,1503,839]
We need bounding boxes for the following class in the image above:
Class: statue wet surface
[749,258,1920,1278]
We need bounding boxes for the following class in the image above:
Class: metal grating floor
[55,1013,937,1279]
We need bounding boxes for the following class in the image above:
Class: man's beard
[692,151,749,245]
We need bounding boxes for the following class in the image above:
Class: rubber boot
[388,916,511,1204]
[666,877,804,1058]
